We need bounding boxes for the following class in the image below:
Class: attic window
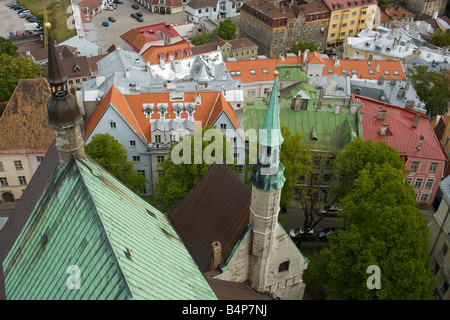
[250,69,256,75]
[384,70,390,75]
[367,61,372,66]
[341,69,347,74]
[279,261,290,272]
[235,70,241,76]
[328,69,333,73]
[124,248,132,261]
[393,70,399,75]
[262,68,268,74]
[368,69,374,74]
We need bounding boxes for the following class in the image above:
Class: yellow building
[431,115,450,158]
[324,0,378,49]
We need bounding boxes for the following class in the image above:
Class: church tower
[46,25,86,165]
[249,71,286,293]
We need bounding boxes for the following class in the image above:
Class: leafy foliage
[429,29,450,47]
[304,163,435,299]
[84,133,147,194]
[287,41,318,54]
[0,54,45,102]
[0,37,18,56]
[190,18,237,46]
[406,65,450,118]
[152,126,237,212]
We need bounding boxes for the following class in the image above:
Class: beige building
[404,0,448,17]
[0,79,55,203]
[428,175,450,300]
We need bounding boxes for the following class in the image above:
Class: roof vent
[124,247,132,261]
[416,135,424,150]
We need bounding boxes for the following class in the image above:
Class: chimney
[378,76,385,85]
[390,77,397,86]
[247,90,255,105]
[412,113,420,128]
[416,135,424,150]
[405,100,415,110]
[397,88,405,98]
[211,241,222,270]
[334,103,343,114]
[376,107,386,120]
[405,81,410,91]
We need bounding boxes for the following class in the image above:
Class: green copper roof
[259,76,284,148]
[244,98,361,152]
[3,157,216,300]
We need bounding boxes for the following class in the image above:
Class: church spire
[250,70,285,191]
[46,25,86,165]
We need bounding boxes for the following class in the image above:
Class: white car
[318,205,342,217]
[289,227,315,240]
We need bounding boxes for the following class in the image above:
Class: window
[341,69,347,74]
[110,122,116,129]
[410,162,419,171]
[342,23,347,27]
[441,280,449,296]
[425,179,434,189]
[250,69,256,75]
[155,135,161,144]
[343,14,349,19]
[420,193,429,202]
[440,243,448,258]
[130,140,136,147]
[157,156,165,163]
[36,156,44,163]
[414,178,424,189]
[328,68,333,73]
[331,33,336,38]
[0,162,3,172]
[278,261,290,272]
[170,134,177,143]
[0,177,8,186]
[132,156,140,163]
[221,124,227,130]
[429,163,438,173]
[332,24,337,28]
[352,11,357,16]
[350,20,355,25]
[406,177,413,184]
[14,160,23,171]
[333,15,338,19]
[393,70,399,75]
[137,170,145,177]
[262,68,268,74]
[340,32,346,37]
[384,70,390,75]
[368,69,374,74]
[18,176,27,186]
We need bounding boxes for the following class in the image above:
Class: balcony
[149,142,176,151]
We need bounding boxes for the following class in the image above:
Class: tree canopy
[0,37,18,56]
[190,18,237,46]
[287,41,318,55]
[406,65,450,118]
[429,29,450,47]
[152,126,237,212]
[0,54,44,102]
[303,162,435,299]
[84,133,147,194]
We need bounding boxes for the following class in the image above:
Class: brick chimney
[211,241,222,270]
[412,113,420,128]
[376,107,386,120]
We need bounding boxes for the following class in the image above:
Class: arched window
[278,261,290,272]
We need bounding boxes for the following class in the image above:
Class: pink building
[356,94,448,205]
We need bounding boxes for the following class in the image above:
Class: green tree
[331,139,405,200]
[406,65,450,118]
[304,162,435,300]
[0,54,44,102]
[214,18,237,41]
[190,18,237,46]
[152,126,236,212]
[287,41,318,54]
[429,29,450,47]
[84,133,147,194]
[0,37,18,56]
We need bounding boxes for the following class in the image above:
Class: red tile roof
[356,95,447,162]
[85,88,239,143]
[323,59,405,80]
[141,40,191,64]
[325,0,377,11]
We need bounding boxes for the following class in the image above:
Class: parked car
[130,13,137,18]
[136,12,143,17]
[317,227,344,241]
[9,31,15,38]
[17,8,28,13]
[318,204,342,217]
[131,4,139,9]
[102,21,109,27]
[289,227,315,240]
[108,16,116,22]
[114,0,123,3]
[136,17,143,22]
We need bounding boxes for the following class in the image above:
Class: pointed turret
[46,27,86,165]
[250,70,285,191]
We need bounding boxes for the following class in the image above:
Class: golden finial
[44,22,52,30]
[273,70,279,76]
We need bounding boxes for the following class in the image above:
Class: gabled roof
[0,78,55,153]
[1,145,217,300]
[187,0,218,9]
[168,164,251,273]
[356,94,447,161]
[85,87,239,144]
